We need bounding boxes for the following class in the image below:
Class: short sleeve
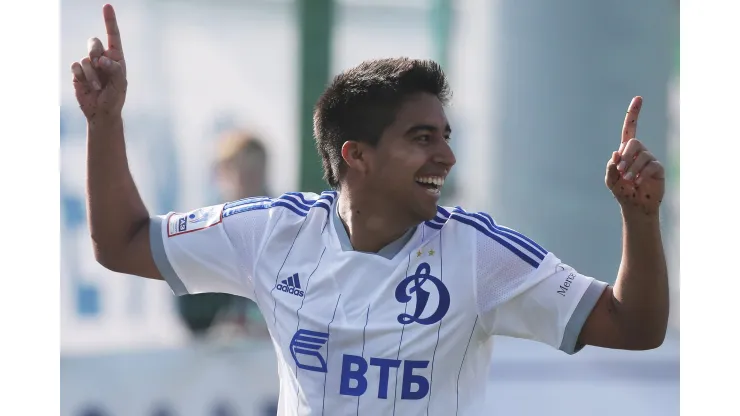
[149,197,273,299]
[473,216,608,354]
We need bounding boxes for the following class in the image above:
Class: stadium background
[60,0,679,414]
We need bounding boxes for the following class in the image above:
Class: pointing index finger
[103,4,123,54]
[621,96,642,143]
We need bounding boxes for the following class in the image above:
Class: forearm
[612,207,669,346]
[86,116,150,267]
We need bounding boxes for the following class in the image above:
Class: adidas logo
[276,273,305,297]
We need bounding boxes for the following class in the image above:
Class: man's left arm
[578,96,669,350]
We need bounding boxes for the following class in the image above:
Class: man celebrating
[72,5,668,415]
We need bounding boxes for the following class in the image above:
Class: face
[354,92,456,221]
[216,151,267,200]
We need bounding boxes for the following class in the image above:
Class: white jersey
[150,191,607,416]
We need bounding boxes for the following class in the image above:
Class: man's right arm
[86,117,161,279]
[87,113,272,297]
[76,6,269,300]
[72,5,161,279]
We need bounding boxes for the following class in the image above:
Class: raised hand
[605,96,665,216]
[71,4,127,122]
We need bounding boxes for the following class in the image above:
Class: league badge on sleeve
[167,205,223,237]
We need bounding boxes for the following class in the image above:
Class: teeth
[415,176,445,187]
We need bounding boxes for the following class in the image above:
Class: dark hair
[313,57,451,188]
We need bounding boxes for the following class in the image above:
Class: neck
[337,188,415,253]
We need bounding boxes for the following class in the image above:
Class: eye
[415,135,431,143]
[444,135,452,143]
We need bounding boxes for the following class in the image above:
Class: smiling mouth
[414,176,445,195]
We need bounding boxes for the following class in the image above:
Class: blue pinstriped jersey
[151,191,607,415]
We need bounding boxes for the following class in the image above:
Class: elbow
[641,310,670,350]
[90,217,152,277]
[91,235,129,274]
[93,244,123,273]
[610,296,668,351]
[634,331,666,351]
[90,219,147,273]
[626,320,668,351]
[648,321,669,349]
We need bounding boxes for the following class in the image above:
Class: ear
[341,141,372,175]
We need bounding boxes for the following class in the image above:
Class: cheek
[396,149,427,174]
[376,153,413,180]
[371,142,425,182]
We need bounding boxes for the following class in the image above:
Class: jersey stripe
[452,208,546,261]
[456,317,479,416]
[295,247,327,414]
[271,200,310,217]
[223,196,272,209]
[392,253,415,415]
[424,206,452,229]
[477,211,548,256]
[449,213,541,268]
[322,294,342,416]
[426,229,445,416]
[286,191,337,204]
[275,192,335,216]
[425,206,548,267]
[269,212,309,350]
[222,200,272,218]
[277,194,316,212]
[425,221,443,230]
[222,194,325,219]
[357,305,371,416]
[248,207,287,319]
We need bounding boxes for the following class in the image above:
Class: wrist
[87,113,124,132]
[620,204,660,224]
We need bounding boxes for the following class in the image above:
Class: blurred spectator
[214,129,271,200]
[177,130,271,340]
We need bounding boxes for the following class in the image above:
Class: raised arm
[578,96,669,350]
[478,97,668,354]
[72,4,161,279]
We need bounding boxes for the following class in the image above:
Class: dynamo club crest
[395,262,450,326]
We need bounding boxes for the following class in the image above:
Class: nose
[433,139,456,168]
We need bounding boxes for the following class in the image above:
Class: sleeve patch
[167,205,223,237]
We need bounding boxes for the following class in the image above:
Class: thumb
[605,151,621,190]
[98,56,127,92]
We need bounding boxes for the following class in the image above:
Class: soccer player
[72,5,668,415]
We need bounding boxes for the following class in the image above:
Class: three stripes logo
[276,273,304,297]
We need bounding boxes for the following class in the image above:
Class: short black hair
[313,57,451,189]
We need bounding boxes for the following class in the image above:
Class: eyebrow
[404,123,452,136]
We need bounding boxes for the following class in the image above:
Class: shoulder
[222,191,337,242]
[428,205,549,269]
[424,205,503,237]
[222,191,337,220]
[270,191,337,218]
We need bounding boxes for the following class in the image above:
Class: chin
[412,200,439,223]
